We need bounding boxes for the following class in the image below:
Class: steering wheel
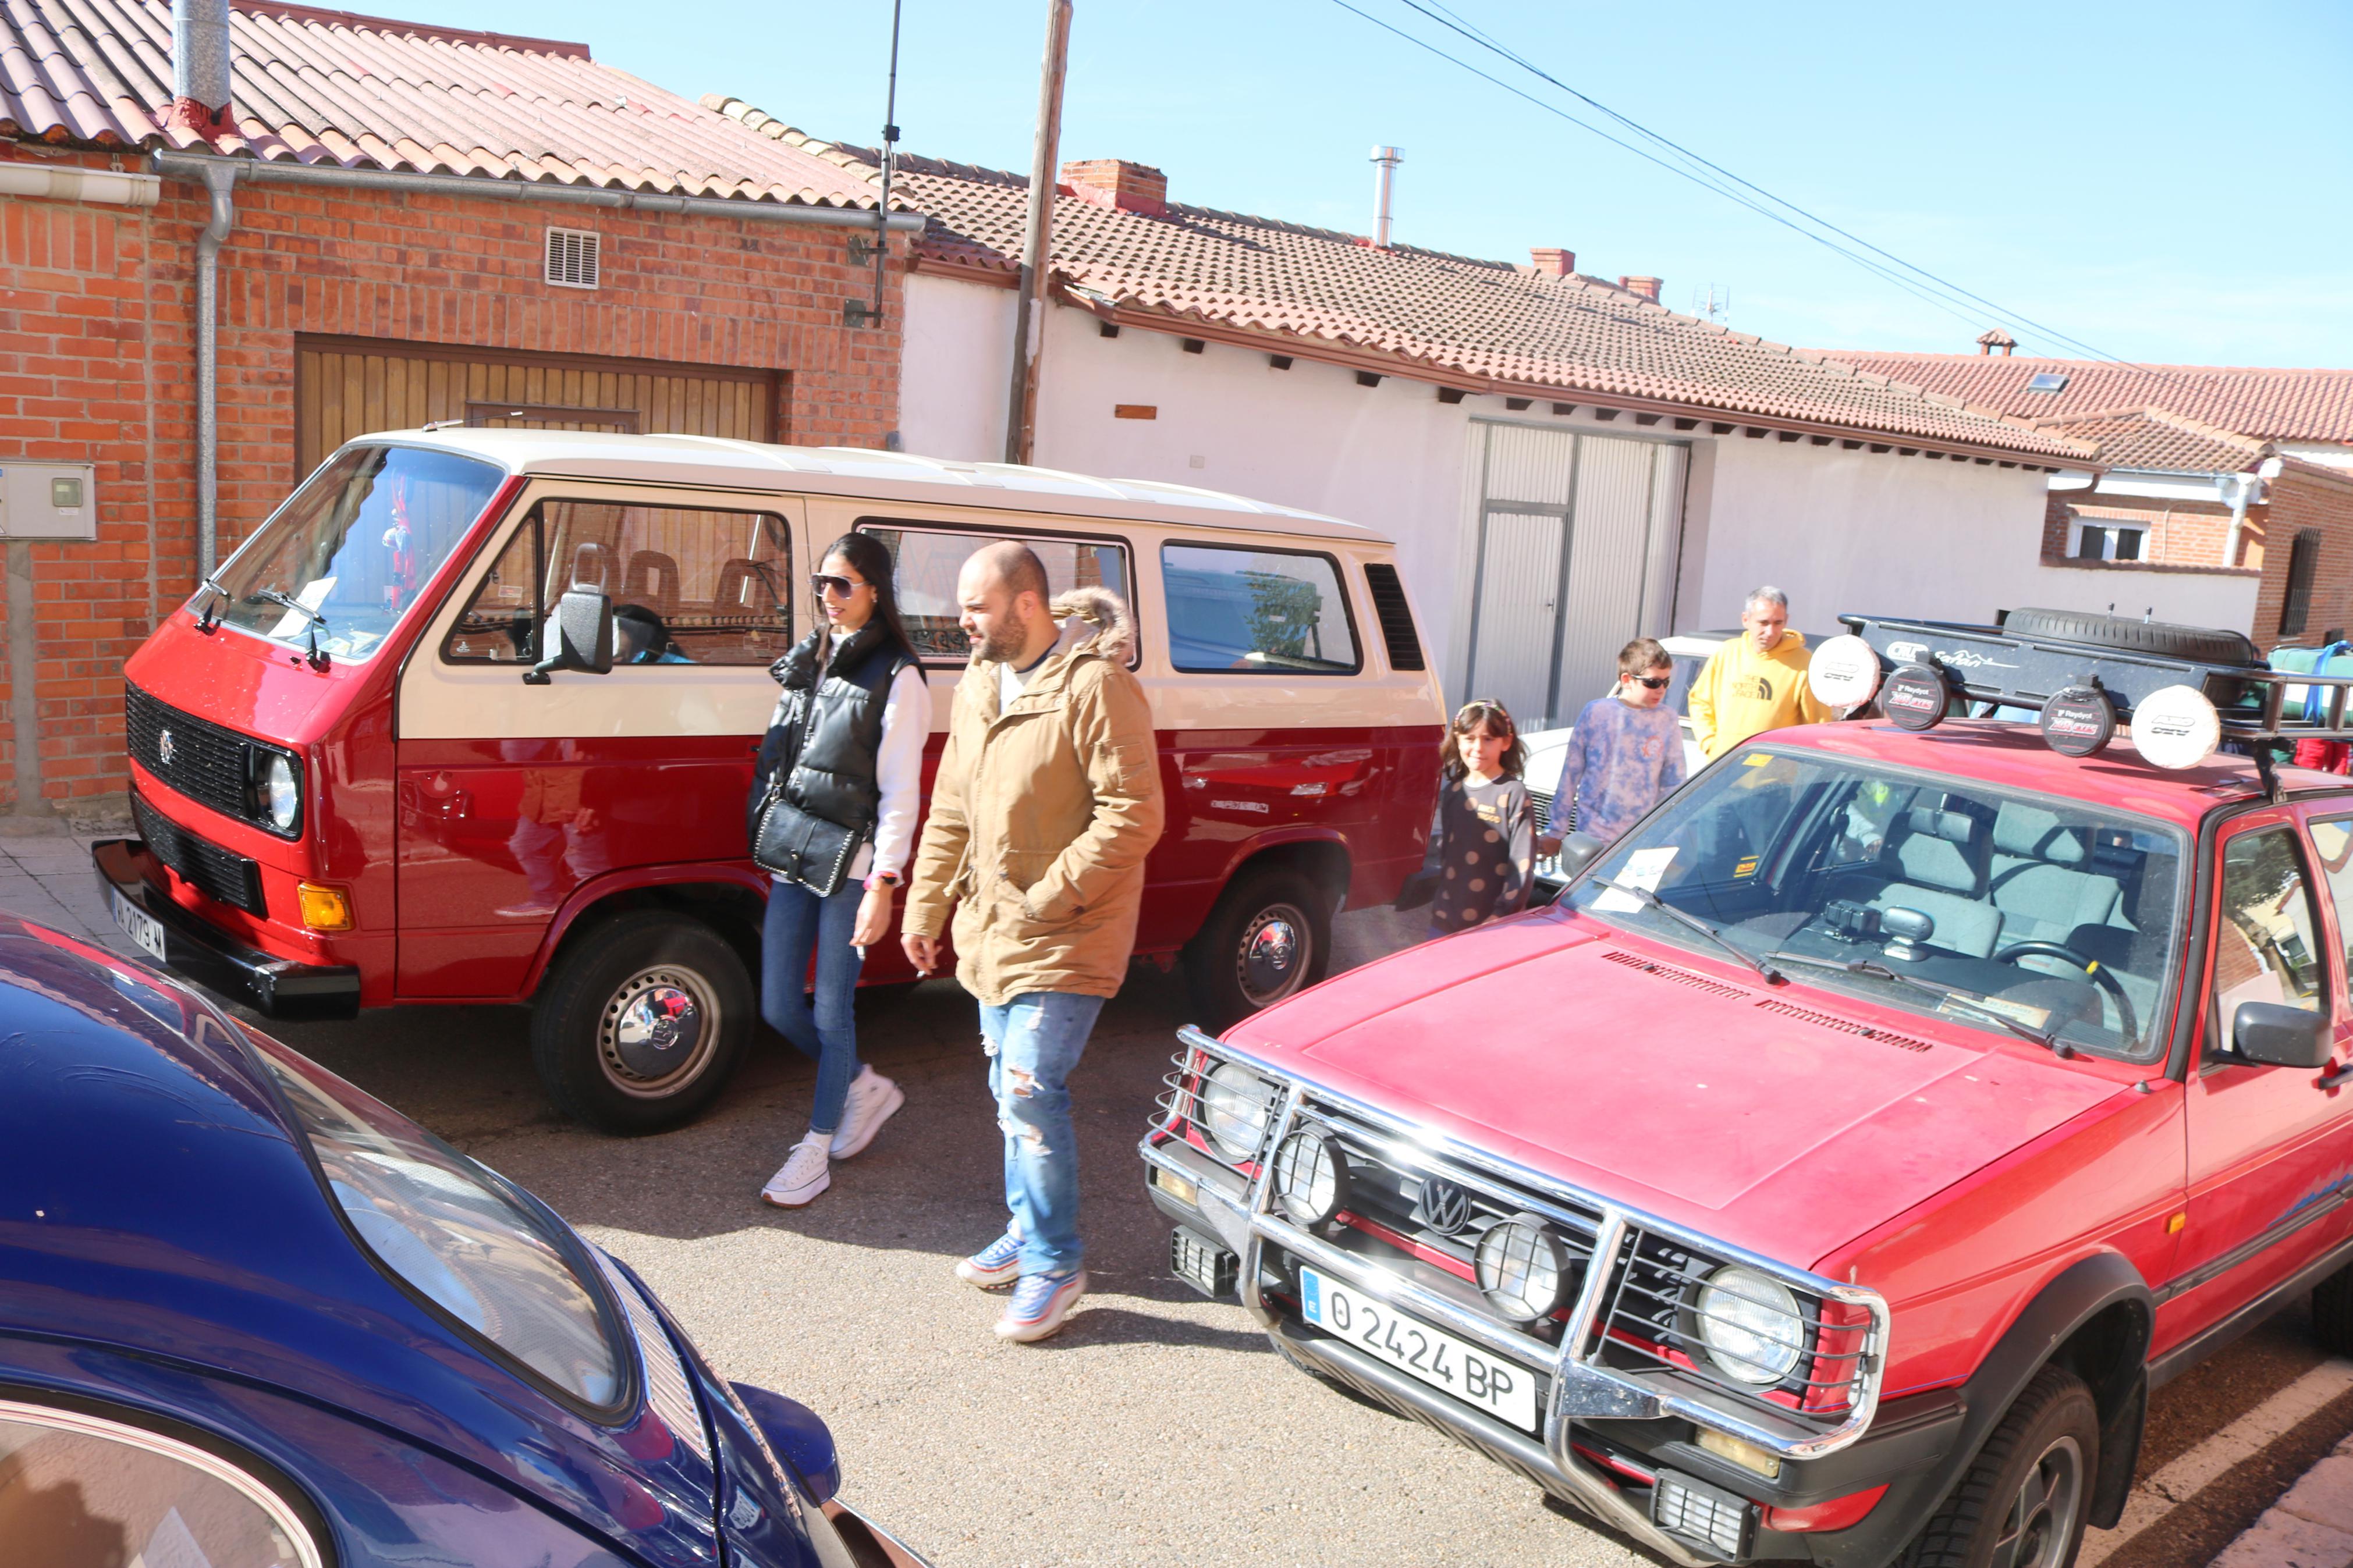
[1993,940,2136,1041]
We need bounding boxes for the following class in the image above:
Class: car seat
[1868,805,2003,957]
[622,550,682,618]
[1989,805,2125,947]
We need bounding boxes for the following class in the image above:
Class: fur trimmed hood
[1048,585,1135,662]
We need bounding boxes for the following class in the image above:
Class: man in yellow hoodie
[1688,586,1832,758]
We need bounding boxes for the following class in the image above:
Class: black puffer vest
[748,623,912,886]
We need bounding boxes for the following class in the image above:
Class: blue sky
[471,0,2352,367]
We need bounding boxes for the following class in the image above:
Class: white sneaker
[760,1135,831,1208]
[829,1066,904,1158]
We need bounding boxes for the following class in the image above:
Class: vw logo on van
[156,730,176,767]
[1418,1177,1472,1236]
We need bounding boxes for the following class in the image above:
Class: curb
[2210,1434,2353,1568]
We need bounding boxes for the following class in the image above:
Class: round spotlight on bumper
[1199,1062,1274,1162]
[1474,1214,1571,1322]
[1693,1265,1805,1386]
[1272,1128,1349,1225]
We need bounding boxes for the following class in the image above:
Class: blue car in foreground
[0,913,925,1567]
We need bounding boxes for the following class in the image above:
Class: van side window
[858,523,1133,666]
[2214,826,2326,1026]
[1161,543,1360,674]
[2306,818,2353,1004]
[445,500,792,666]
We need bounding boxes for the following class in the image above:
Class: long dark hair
[1440,698,1527,785]
[818,531,918,666]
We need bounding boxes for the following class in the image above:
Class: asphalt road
[251,911,2343,1568]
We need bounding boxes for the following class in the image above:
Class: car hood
[1229,912,2131,1269]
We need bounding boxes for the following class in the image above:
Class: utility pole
[1003,0,1073,467]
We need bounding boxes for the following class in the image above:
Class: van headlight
[260,752,300,833]
[1694,1266,1804,1386]
[1199,1062,1276,1162]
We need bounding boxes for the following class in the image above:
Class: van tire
[2313,1261,2353,1356]
[1184,865,1332,1029]
[1897,1364,2096,1568]
[2001,607,2262,668]
[532,912,753,1135]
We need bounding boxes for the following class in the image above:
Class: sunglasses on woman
[810,573,868,598]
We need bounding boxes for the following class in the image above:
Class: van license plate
[1298,1267,1539,1432]
[110,888,168,963]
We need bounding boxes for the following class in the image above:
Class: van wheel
[2313,1261,2353,1354]
[1185,866,1332,1028]
[1898,1364,2095,1568]
[532,912,753,1135]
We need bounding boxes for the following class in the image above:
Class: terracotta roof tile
[707,104,2092,462]
[2033,406,2266,474]
[0,0,897,209]
[1817,352,2353,446]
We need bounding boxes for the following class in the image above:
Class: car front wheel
[1900,1364,2096,1568]
[531,911,753,1134]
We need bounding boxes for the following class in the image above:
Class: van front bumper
[93,839,360,1019]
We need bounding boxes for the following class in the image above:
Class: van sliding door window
[1161,543,1361,674]
[857,523,1133,666]
[445,500,793,666]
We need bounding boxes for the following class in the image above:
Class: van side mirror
[523,587,614,684]
[2231,1001,2332,1069]
[1556,833,1606,883]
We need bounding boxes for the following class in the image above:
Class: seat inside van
[1865,805,2003,957]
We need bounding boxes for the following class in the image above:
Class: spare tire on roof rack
[2000,607,2263,668]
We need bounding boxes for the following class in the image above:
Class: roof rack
[1836,613,2353,746]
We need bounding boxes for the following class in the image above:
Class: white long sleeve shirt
[767,663,934,886]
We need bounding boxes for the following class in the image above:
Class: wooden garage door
[293,335,780,477]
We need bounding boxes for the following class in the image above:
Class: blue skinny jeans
[981,991,1107,1277]
[761,879,867,1135]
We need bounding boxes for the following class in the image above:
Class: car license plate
[1298,1267,1540,1432]
[110,888,168,963]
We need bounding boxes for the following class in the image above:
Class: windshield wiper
[1764,951,2068,1055]
[193,572,229,632]
[1587,878,1784,984]
[253,586,331,669]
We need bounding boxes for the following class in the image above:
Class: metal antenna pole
[1004,0,1073,466]
[869,0,903,327]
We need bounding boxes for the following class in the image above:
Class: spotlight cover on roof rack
[1881,664,1949,731]
[2040,685,2117,757]
[2131,685,2222,770]
[1808,635,1882,710]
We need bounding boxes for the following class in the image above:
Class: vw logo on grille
[156,729,177,766]
[1418,1177,1472,1236]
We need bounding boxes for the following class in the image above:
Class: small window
[2308,819,2353,1004]
[858,522,1134,665]
[2073,521,2148,561]
[2281,529,2324,638]
[545,227,599,289]
[1162,542,1361,674]
[2025,372,2069,392]
[445,499,793,666]
[0,1398,325,1567]
[2214,826,2326,1028]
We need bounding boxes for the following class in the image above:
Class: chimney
[169,0,233,138]
[1060,159,1167,218]
[1529,247,1576,277]
[1370,145,1402,248]
[1977,327,2017,357]
[1618,275,1662,302]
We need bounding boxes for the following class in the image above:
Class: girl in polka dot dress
[1426,699,1537,940]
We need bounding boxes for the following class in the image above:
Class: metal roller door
[293,335,780,478]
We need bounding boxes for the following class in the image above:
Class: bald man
[903,541,1164,1342]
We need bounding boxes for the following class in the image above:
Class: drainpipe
[193,160,237,575]
[2218,465,2276,569]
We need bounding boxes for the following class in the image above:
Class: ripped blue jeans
[981,991,1106,1278]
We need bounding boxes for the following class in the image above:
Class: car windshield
[205,445,505,662]
[1564,748,2188,1059]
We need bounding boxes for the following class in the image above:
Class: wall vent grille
[545,227,600,289]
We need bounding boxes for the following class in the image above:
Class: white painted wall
[2025,564,2260,631]
[899,272,1016,463]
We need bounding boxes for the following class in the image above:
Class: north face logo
[1733,675,1775,702]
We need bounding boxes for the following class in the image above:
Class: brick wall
[2249,467,2353,650]
[2042,492,2244,569]
[0,143,902,814]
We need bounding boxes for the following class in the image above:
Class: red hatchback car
[1143,611,2353,1568]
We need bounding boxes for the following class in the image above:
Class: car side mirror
[729,1382,840,1503]
[1556,833,1606,883]
[2231,1001,2332,1069]
[523,587,613,684]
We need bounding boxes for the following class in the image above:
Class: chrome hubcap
[1236,902,1311,1007]
[599,966,720,1096]
[1992,1434,2082,1568]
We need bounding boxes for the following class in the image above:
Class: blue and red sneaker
[995,1269,1088,1343]
[955,1232,1023,1290]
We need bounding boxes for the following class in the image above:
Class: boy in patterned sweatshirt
[1541,637,1688,851]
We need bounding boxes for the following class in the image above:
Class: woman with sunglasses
[1537,636,1688,856]
[749,534,931,1208]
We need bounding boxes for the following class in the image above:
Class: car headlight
[1474,1215,1571,1321]
[249,1033,625,1410]
[1272,1128,1349,1225]
[261,752,300,833]
[1199,1062,1275,1162]
[1694,1265,1804,1386]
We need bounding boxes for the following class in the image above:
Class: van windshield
[1564,748,2188,1061]
[205,445,505,662]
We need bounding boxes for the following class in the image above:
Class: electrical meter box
[0,461,97,541]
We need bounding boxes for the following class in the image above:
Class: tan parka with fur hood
[903,586,1166,1005]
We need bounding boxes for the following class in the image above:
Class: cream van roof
[373,428,1382,543]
